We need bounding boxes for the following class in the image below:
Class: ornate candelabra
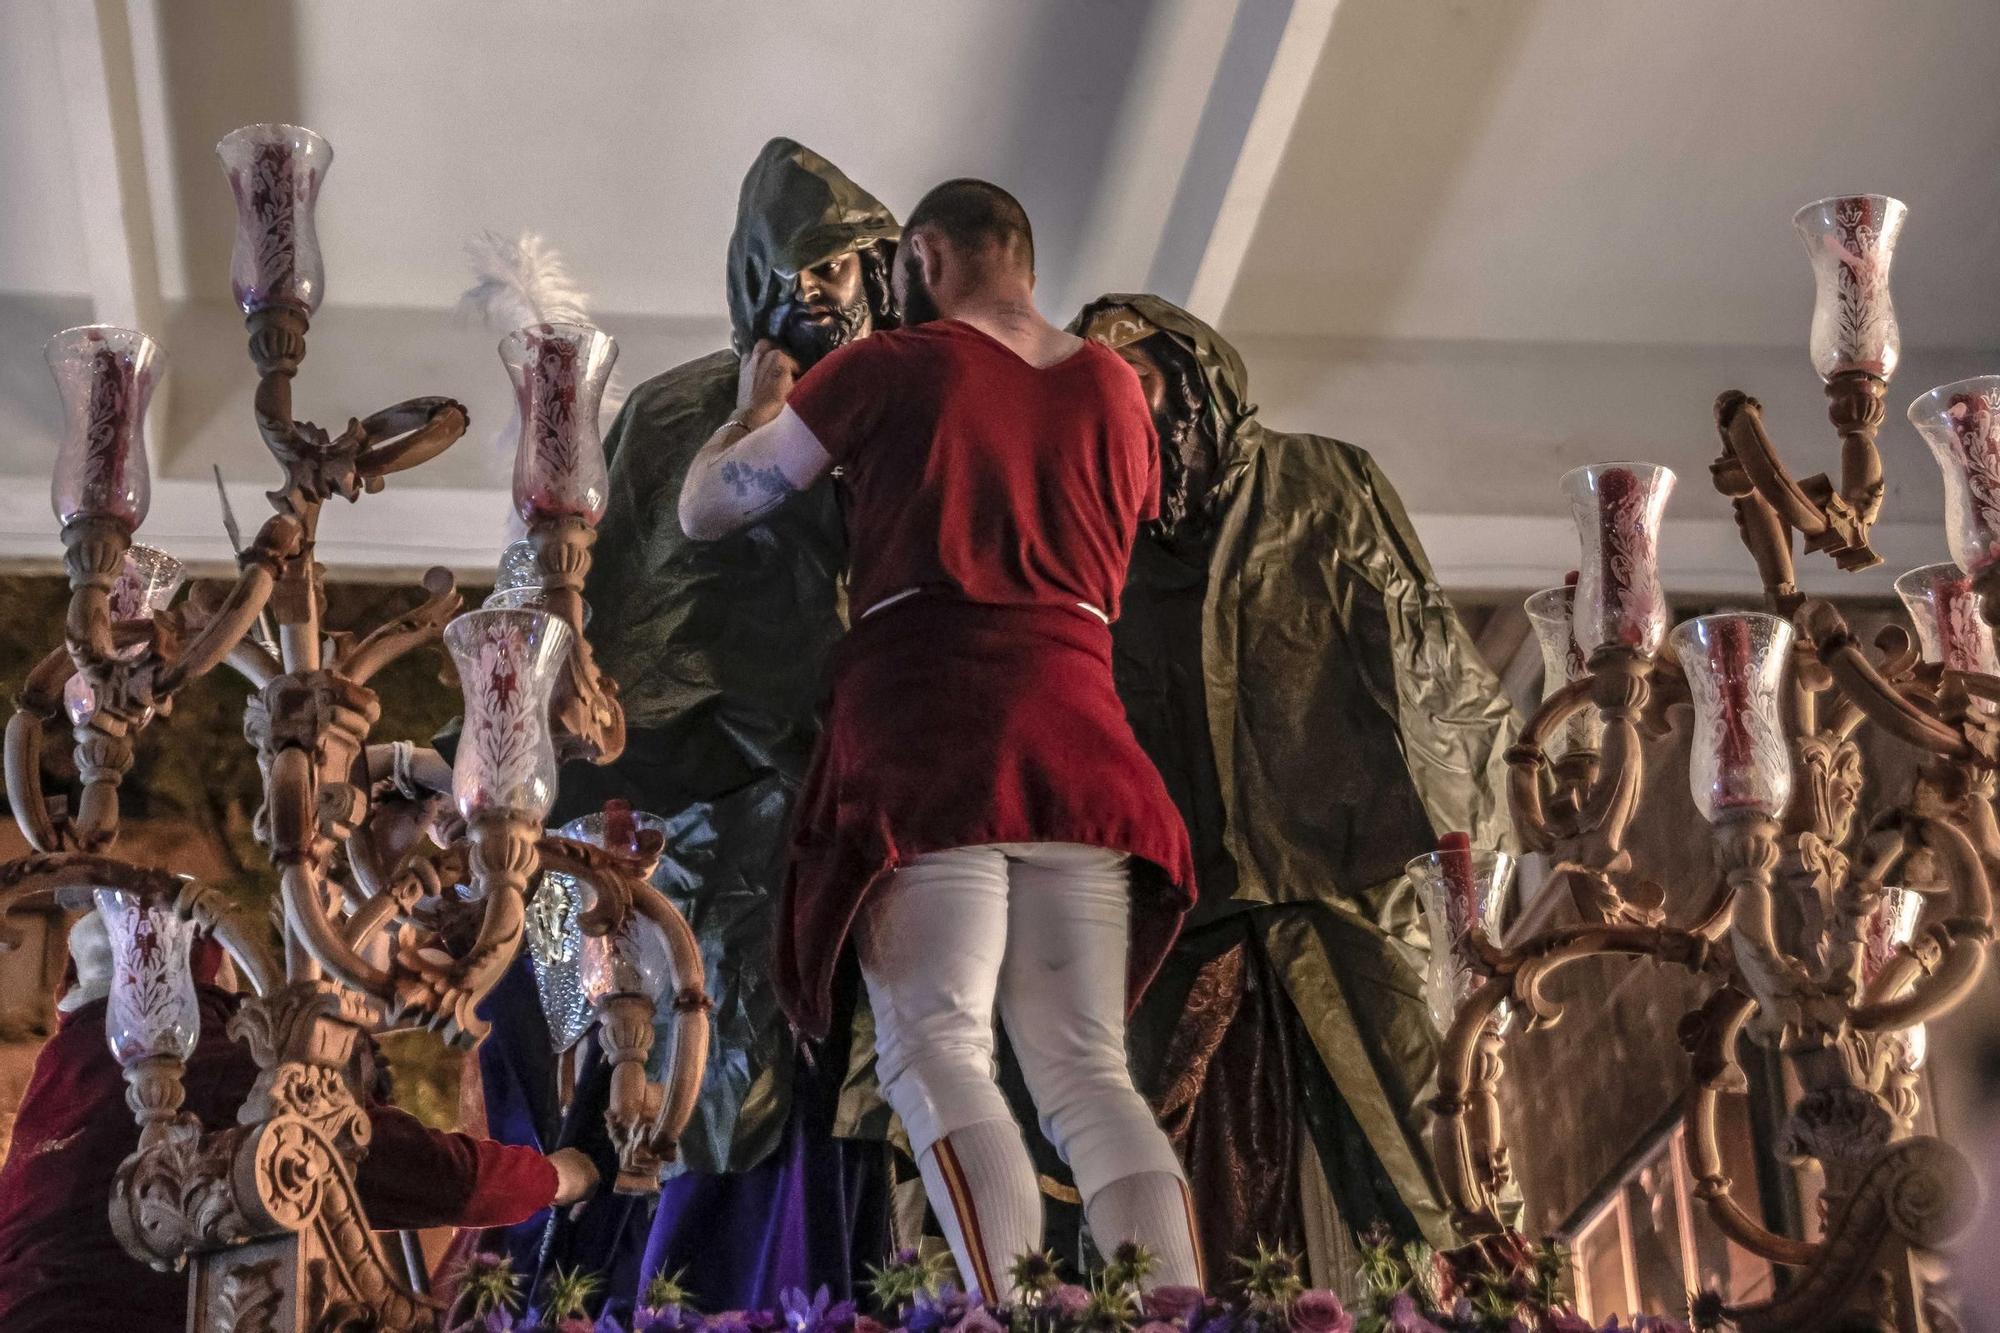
[1429,194,1995,1331]
[0,123,709,1332]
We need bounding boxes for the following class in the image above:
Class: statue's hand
[736,338,801,427]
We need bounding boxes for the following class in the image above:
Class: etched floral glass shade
[216,124,331,316]
[1407,845,1515,1034]
[1563,463,1675,657]
[108,544,187,620]
[569,808,677,1009]
[1909,377,2000,577]
[442,608,572,823]
[502,323,616,526]
[1862,886,1927,1071]
[65,544,188,726]
[94,889,201,1065]
[1670,613,1795,824]
[1794,194,1906,381]
[1524,585,1601,759]
[1861,886,1923,985]
[1895,562,1999,697]
[46,325,159,529]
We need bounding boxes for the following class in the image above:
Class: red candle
[1708,617,1757,807]
[603,798,639,856]
[1437,832,1477,942]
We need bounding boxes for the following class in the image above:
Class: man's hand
[549,1146,600,1210]
[736,339,801,429]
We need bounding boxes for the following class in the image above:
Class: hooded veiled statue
[1067,294,1520,1278]
[476,138,901,1315]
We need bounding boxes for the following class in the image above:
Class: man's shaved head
[903,179,1034,274]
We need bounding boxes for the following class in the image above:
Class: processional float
[1419,194,1998,1331]
[0,123,709,1331]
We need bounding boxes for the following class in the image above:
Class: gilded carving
[212,1257,286,1333]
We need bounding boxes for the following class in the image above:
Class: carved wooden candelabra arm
[1435,361,1995,1331]
[0,121,707,1333]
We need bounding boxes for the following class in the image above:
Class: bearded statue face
[1114,332,1220,550]
[765,241,895,369]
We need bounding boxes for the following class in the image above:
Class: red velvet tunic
[774,320,1196,1037]
[0,986,557,1333]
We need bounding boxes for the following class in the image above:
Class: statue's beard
[773,291,872,368]
[1147,406,1219,550]
[900,268,943,327]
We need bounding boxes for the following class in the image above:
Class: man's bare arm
[679,406,834,540]
[678,340,836,541]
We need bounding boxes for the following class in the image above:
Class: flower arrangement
[442,1232,1696,1333]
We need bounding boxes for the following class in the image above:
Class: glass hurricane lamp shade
[46,325,160,529]
[107,543,187,620]
[442,608,572,824]
[94,888,201,1066]
[1670,613,1795,824]
[502,323,616,526]
[566,808,677,1007]
[1563,463,1675,657]
[65,544,188,726]
[1523,585,1601,758]
[1861,886,1923,987]
[1895,562,1999,690]
[1861,886,1928,1072]
[1793,194,1906,382]
[1407,841,1516,1034]
[216,124,331,316]
[1909,378,2000,578]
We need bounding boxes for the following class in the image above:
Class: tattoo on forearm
[720,458,797,517]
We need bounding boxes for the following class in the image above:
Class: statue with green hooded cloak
[490,138,901,1310]
[1065,294,1520,1280]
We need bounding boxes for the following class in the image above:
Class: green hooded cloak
[558,139,898,1175]
[1074,295,1520,1251]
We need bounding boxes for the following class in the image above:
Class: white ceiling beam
[1057,0,1247,317]
[47,0,170,469]
[0,474,512,582]
[1144,0,1341,322]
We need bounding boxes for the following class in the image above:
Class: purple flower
[1144,1287,1205,1323]
[783,1287,837,1333]
[1137,1323,1182,1333]
[475,1314,519,1333]
[1048,1285,1091,1320]
[905,1284,970,1333]
[1380,1295,1446,1333]
[633,1311,698,1333]
[1288,1290,1351,1333]
[948,1304,1006,1333]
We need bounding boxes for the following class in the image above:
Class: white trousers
[854,841,1185,1201]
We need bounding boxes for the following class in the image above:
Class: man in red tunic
[678,179,1201,1302]
[0,912,598,1332]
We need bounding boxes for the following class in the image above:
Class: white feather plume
[459,230,626,478]
[459,230,595,332]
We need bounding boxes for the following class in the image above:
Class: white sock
[1085,1170,1204,1290]
[919,1119,1041,1304]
